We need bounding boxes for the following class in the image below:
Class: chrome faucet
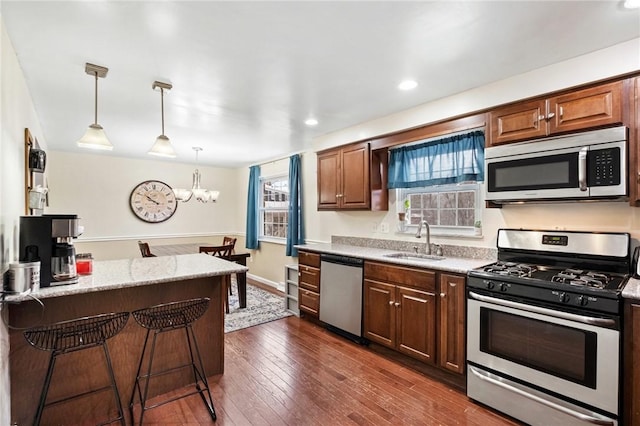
[415,220,431,255]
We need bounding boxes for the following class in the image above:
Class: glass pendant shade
[77,63,113,151]
[148,81,176,158]
[173,188,193,202]
[77,124,113,151]
[148,134,176,158]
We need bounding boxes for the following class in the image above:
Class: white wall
[305,39,640,248]
[0,15,48,425]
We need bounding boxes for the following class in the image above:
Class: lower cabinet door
[396,286,436,364]
[363,279,395,347]
[299,289,320,317]
[439,273,466,374]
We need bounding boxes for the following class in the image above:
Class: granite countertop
[295,242,492,274]
[623,277,640,302]
[4,253,248,303]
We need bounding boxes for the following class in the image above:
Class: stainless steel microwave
[485,126,627,203]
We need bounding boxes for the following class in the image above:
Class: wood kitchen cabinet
[438,273,466,374]
[298,250,321,317]
[364,261,437,364]
[317,141,370,210]
[489,81,624,146]
[624,301,640,425]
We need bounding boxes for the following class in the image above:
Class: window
[390,130,484,237]
[398,183,482,236]
[260,175,289,240]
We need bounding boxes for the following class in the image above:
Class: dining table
[151,243,251,309]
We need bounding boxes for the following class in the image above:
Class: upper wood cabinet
[489,81,624,146]
[317,142,370,210]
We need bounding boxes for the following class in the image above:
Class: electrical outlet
[380,222,389,233]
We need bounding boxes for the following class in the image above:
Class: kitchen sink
[382,252,446,261]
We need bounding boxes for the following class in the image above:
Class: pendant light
[148,81,177,158]
[173,147,220,203]
[77,63,113,151]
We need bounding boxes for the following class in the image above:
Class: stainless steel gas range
[466,229,631,426]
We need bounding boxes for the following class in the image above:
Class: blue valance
[388,130,485,188]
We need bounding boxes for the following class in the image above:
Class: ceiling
[1,1,639,168]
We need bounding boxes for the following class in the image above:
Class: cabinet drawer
[299,265,320,292]
[299,251,321,268]
[365,261,436,292]
[299,289,319,316]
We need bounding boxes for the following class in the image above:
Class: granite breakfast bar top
[4,253,248,303]
[295,242,493,273]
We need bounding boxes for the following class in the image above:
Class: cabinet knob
[394,302,400,307]
[440,293,446,298]
[538,114,545,122]
[548,111,556,119]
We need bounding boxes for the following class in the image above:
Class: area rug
[224,279,293,333]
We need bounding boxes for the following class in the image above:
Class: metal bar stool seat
[24,311,130,426]
[129,298,216,424]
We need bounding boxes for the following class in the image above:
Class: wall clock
[129,180,178,223]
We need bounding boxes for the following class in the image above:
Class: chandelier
[173,147,220,203]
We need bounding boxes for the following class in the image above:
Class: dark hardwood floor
[137,316,520,425]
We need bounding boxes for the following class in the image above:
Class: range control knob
[577,295,589,306]
[558,292,571,303]
[499,283,508,292]
[485,281,495,290]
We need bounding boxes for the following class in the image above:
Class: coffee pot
[19,215,81,287]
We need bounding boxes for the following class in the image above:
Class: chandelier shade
[173,147,220,203]
[148,81,176,158]
[77,63,113,151]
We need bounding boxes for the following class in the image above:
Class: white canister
[8,261,40,293]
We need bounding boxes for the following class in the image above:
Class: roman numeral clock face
[129,180,178,223]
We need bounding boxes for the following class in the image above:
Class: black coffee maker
[19,214,81,287]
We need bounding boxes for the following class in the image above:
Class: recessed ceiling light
[398,80,418,91]
[624,0,639,8]
[305,118,318,126]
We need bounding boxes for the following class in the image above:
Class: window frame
[396,183,482,237]
[258,173,289,243]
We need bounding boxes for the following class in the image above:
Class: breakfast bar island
[4,253,247,425]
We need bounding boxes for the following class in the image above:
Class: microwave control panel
[588,147,620,187]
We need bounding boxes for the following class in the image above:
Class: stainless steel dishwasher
[319,253,366,343]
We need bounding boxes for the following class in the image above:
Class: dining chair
[199,244,235,313]
[221,236,238,295]
[222,236,237,253]
[138,241,156,258]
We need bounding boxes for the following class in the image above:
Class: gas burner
[551,269,612,289]
[483,261,538,277]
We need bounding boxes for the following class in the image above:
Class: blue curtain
[245,165,260,249]
[388,131,485,188]
[286,154,305,257]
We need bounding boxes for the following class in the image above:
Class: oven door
[467,291,619,416]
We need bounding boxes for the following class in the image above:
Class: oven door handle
[469,366,615,425]
[468,291,617,328]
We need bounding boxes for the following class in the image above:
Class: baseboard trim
[247,273,284,296]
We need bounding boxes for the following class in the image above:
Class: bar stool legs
[24,312,129,426]
[129,298,216,424]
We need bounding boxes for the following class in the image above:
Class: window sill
[258,237,287,245]
[394,225,483,239]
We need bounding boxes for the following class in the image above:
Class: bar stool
[23,311,130,426]
[129,298,216,424]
